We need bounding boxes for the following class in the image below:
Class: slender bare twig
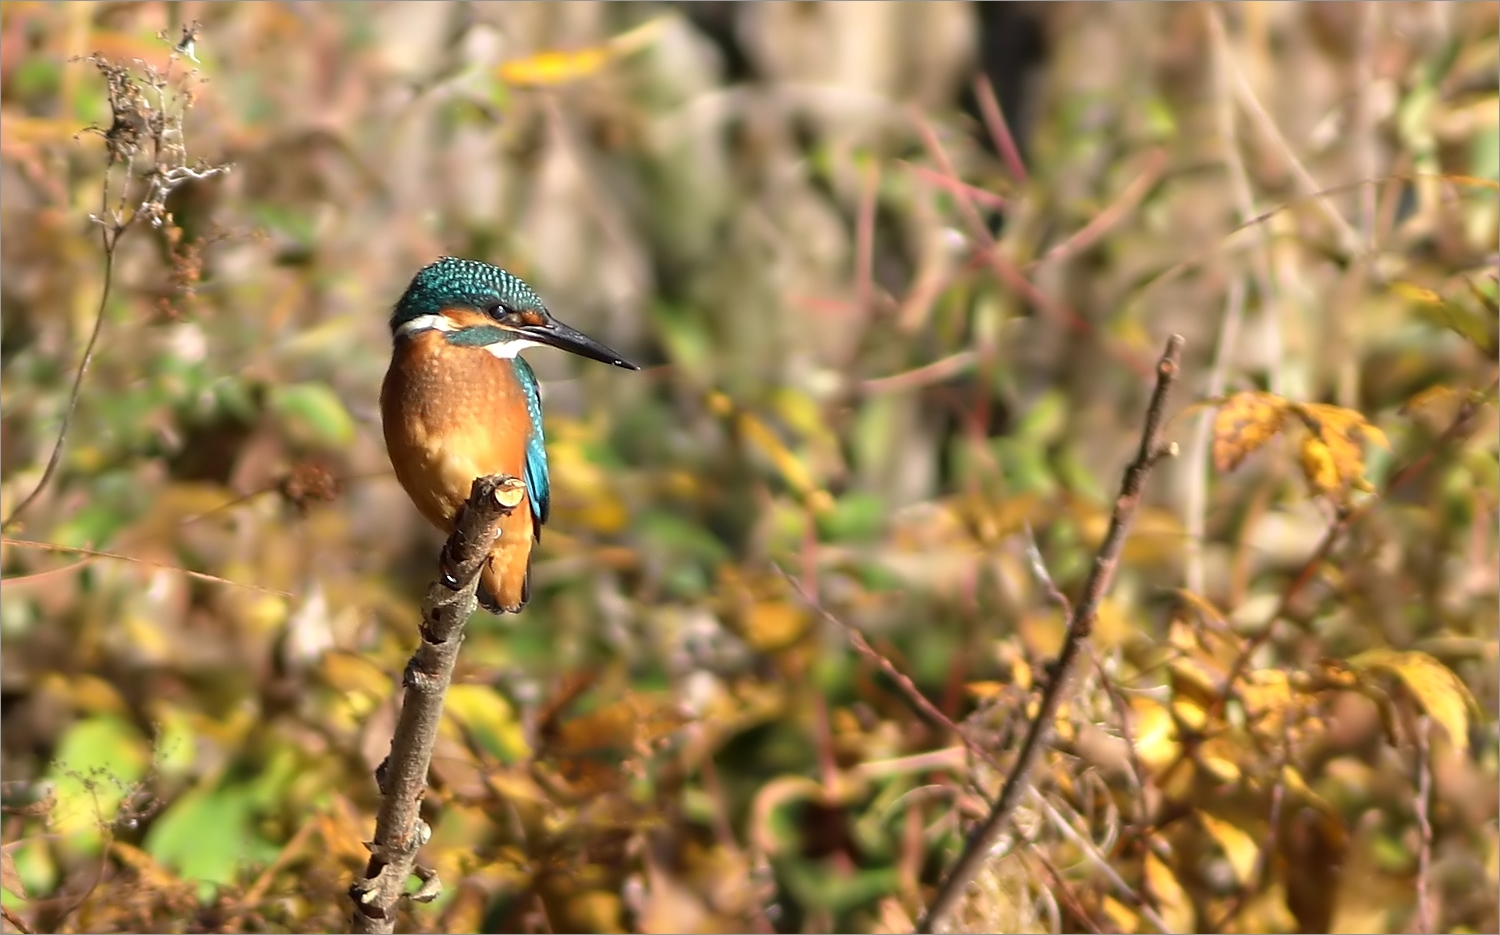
[1414,716,1435,935]
[780,568,1004,774]
[349,475,525,934]
[1034,148,1167,269]
[1208,8,1282,399]
[1,199,118,533]
[1,536,290,597]
[973,74,1028,188]
[2,42,228,533]
[1184,278,1245,595]
[1030,789,1170,934]
[1206,7,1363,259]
[917,335,1185,934]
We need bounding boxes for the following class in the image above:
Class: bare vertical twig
[1207,7,1363,258]
[1207,7,1283,399]
[2,34,229,533]
[917,335,1185,934]
[973,74,1029,188]
[1184,278,1245,595]
[349,475,525,934]
[1414,716,1435,935]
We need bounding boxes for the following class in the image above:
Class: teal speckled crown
[390,257,546,330]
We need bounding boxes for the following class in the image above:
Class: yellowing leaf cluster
[1211,392,1390,499]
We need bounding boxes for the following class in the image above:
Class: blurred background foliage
[0,2,1496,933]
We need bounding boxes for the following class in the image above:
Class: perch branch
[917,335,1184,934]
[349,474,525,934]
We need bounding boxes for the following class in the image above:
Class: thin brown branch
[1,240,116,533]
[780,567,1004,774]
[1031,789,1169,934]
[1034,148,1167,269]
[0,536,291,597]
[349,474,525,934]
[973,74,1028,188]
[1184,278,1246,596]
[917,335,1185,934]
[1414,716,1435,935]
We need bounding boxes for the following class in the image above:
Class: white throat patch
[484,339,541,359]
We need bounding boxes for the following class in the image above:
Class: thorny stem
[349,475,523,934]
[917,335,1185,934]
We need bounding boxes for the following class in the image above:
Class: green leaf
[817,492,887,543]
[144,784,280,901]
[268,381,356,449]
[46,716,151,845]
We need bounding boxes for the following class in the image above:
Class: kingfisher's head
[390,257,638,370]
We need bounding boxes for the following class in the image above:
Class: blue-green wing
[515,357,550,536]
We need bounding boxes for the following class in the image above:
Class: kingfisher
[380,257,638,613]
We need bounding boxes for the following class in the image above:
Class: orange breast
[381,330,539,612]
[381,330,535,531]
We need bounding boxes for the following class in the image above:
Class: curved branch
[349,474,524,934]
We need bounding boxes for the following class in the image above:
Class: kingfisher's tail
[476,504,535,614]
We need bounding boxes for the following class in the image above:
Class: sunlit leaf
[1145,849,1195,933]
[1292,403,1387,497]
[1213,391,1290,472]
[268,381,356,449]
[143,784,280,901]
[444,684,529,763]
[1198,811,1261,884]
[1348,648,1482,751]
[496,16,667,87]
[46,715,151,841]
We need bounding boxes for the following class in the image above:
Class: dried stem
[2,43,228,533]
[1,244,116,532]
[781,567,1004,774]
[1414,716,1434,934]
[917,335,1185,934]
[349,474,525,934]
[1183,278,1245,596]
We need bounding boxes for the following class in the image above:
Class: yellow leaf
[1391,281,1444,305]
[1213,391,1290,472]
[1145,850,1195,934]
[496,16,667,88]
[498,47,611,87]
[1131,697,1179,773]
[741,600,809,652]
[444,685,529,761]
[964,681,1005,701]
[1173,588,1231,632]
[1101,895,1139,934]
[1402,385,1463,422]
[1198,811,1261,884]
[1348,649,1482,752]
[1297,421,1361,497]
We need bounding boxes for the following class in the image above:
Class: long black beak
[522,318,639,370]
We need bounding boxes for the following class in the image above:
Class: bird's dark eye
[486,302,512,320]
